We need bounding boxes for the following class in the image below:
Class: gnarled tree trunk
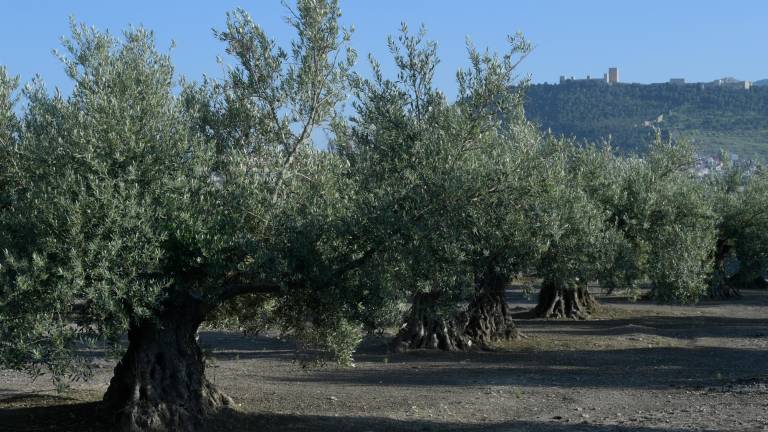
[533,279,598,319]
[462,267,519,346]
[391,268,519,352]
[103,295,232,432]
[391,291,471,352]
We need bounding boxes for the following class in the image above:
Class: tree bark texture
[390,291,472,352]
[462,267,519,345]
[534,279,598,319]
[392,268,519,352]
[102,295,232,432]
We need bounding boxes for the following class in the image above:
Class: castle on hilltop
[560,67,619,85]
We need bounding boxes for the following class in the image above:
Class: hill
[523,81,768,160]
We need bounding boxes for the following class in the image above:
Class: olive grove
[1,2,766,432]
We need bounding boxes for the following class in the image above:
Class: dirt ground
[1,289,767,432]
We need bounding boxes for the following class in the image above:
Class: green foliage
[0,67,19,147]
[0,23,198,383]
[644,174,717,303]
[0,66,21,230]
[0,1,367,383]
[293,317,362,367]
[332,23,538,323]
[709,155,768,288]
[593,136,717,302]
[531,138,622,289]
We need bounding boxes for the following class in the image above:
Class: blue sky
[2,1,767,100]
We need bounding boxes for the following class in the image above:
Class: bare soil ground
[2,289,767,431]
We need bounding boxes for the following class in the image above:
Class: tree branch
[206,272,282,307]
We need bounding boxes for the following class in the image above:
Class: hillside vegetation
[524,81,768,160]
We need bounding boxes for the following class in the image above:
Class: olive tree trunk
[462,268,519,346]
[391,291,471,352]
[391,268,519,352]
[103,295,232,432]
[533,279,598,319]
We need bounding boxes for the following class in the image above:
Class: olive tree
[528,134,717,313]
[530,138,621,318]
[331,24,540,351]
[594,136,717,303]
[709,155,768,296]
[0,3,388,430]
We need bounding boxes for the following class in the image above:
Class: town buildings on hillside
[671,77,752,90]
[558,67,752,90]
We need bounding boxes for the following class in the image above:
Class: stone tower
[608,67,619,84]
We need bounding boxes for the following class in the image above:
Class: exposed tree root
[461,292,519,346]
[391,292,472,352]
[533,280,598,319]
[392,269,519,352]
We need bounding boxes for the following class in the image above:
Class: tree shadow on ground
[516,315,768,340]
[271,345,768,390]
[0,399,720,432]
[0,396,104,432]
[595,288,768,308]
[203,409,722,431]
[200,325,768,388]
[197,322,768,391]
